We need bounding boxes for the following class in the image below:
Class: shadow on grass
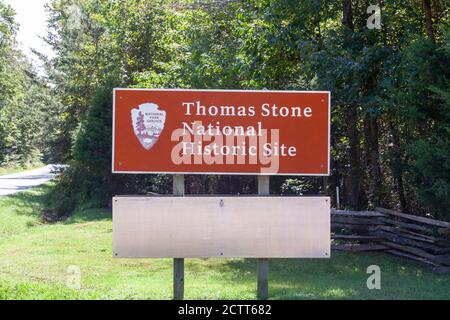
[64,208,112,224]
[0,182,112,225]
[207,257,361,299]
[198,252,449,300]
[0,184,53,219]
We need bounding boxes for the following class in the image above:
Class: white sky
[4,0,55,63]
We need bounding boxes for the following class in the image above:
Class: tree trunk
[390,124,409,212]
[342,0,354,31]
[364,114,384,207]
[396,174,407,212]
[341,1,366,209]
[423,0,436,43]
[345,105,366,209]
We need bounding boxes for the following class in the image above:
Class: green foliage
[73,86,113,174]
[0,1,59,167]
[50,85,116,214]
[48,86,115,215]
[280,178,324,196]
[401,36,450,219]
[42,0,450,219]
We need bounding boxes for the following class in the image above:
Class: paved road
[0,165,60,196]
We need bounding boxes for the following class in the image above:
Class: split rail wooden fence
[331,207,450,274]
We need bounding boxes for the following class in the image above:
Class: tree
[0,1,55,166]
[43,0,450,220]
[135,111,145,136]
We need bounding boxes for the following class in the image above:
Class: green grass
[0,163,45,176]
[0,185,449,300]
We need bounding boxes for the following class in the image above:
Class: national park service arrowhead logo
[131,103,166,150]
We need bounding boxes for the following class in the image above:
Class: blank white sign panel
[113,197,330,258]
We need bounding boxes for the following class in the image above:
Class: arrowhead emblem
[131,103,166,150]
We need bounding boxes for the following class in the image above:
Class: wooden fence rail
[331,208,450,274]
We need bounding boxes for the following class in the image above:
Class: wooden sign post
[173,174,185,300]
[112,88,331,300]
[257,175,270,300]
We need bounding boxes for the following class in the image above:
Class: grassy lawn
[0,163,45,176]
[0,185,449,300]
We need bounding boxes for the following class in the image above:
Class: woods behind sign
[113,89,330,175]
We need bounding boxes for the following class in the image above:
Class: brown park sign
[113,89,330,175]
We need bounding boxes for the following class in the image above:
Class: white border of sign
[112,88,331,176]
